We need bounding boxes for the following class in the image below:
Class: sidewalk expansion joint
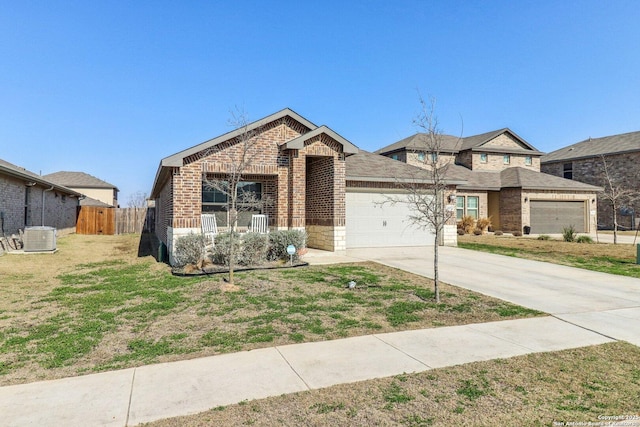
[551,314,620,342]
[274,347,311,390]
[125,367,137,427]
[372,335,433,370]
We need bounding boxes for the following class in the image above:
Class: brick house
[541,130,640,230]
[150,109,464,264]
[377,129,601,234]
[43,171,119,207]
[0,158,81,241]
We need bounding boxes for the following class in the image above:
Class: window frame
[525,156,532,166]
[563,162,573,180]
[503,154,511,165]
[480,153,488,163]
[456,195,479,220]
[202,180,264,227]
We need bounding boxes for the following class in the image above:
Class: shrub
[174,233,205,267]
[562,225,577,242]
[268,230,307,262]
[473,228,483,235]
[537,234,551,241]
[458,215,476,234]
[212,231,241,266]
[239,232,269,266]
[476,217,492,233]
[494,230,503,236]
[457,228,466,236]
[576,235,594,244]
[512,231,523,237]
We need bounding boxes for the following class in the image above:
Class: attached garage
[345,190,435,248]
[530,200,586,234]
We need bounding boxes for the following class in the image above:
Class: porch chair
[201,213,218,247]
[250,214,269,234]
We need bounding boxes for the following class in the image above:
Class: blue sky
[1,1,638,205]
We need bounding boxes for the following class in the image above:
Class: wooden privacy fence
[77,207,155,235]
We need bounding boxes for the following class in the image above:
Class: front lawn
[458,234,640,278]
[0,234,542,386]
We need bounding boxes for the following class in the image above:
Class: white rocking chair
[249,214,269,234]
[201,214,218,246]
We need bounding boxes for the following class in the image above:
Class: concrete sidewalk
[0,316,612,427]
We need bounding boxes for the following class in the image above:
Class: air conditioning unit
[23,226,57,252]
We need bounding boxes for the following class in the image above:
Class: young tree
[599,154,639,244]
[127,191,148,208]
[202,108,271,285]
[384,95,458,303]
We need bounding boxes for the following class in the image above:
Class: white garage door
[346,191,435,248]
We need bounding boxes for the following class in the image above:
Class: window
[503,154,510,165]
[466,196,479,218]
[525,156,532,166]
[563,162,573,179]
[456,195,479,220]
[456,196,465,220]
[480,153,488,163]
[391,154,399,161]
[417,152,425,161]
[202,181,263,227]
[430,153,438,162]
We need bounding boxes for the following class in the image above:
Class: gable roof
[43,171,118,190]
[151,108,360,198]
[0,158,82,196]
[455,167,602,192]
[376,128,543,156]
[541,130,640,163]
[346,150,467,185]
[159,108,318,168]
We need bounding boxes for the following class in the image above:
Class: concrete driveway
[346,246,640,346]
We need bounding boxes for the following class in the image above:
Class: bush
[268,230,307,262]
[473,228,483,235]
[457,228,466,236]
[512,231,523,237]
[212,231,241,266]
[576,235,594,244]
[537,234,551,241]
[476,217,492,233]
[494,230,503,236]
[239,232,269,266]
[562,225,577,242]
[458,215,476,234]
[174,233,205,268]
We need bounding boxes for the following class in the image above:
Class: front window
[430,153,438,162]
[417,152,425,161]
[563,162,573,179]
[391,154,399,161]
[456,196,479,220]
[202,180,263,227]
[503,155,510,165]
[480,153,488,163]
[525,156,532,166]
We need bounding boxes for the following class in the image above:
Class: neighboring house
[43,171,119,207]
[541,130,640,230]
[150,108,463,265]
[0,158,81,237]
[376,129,601,234]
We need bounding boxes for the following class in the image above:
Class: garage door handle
[383,220,387,227]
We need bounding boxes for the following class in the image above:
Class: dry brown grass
[145,342,640,426]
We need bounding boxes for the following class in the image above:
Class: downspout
[42,186,54,226]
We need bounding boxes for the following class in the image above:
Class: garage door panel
[530,201,585,234]
[346,192,434,248]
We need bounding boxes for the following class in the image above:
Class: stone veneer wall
[542,152,640,229]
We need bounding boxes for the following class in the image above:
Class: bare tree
[384,95,458,303]
[202,108,271,285]
[127,191,148,208]
[599,155,639,244]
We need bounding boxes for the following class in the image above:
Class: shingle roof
[376,128,542,155]
[345,150,467,184]
[79,196,113,207]
[541,130,640,163]
[0,158,82,196]
[43,171,118,190]
[455,167,601,191]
